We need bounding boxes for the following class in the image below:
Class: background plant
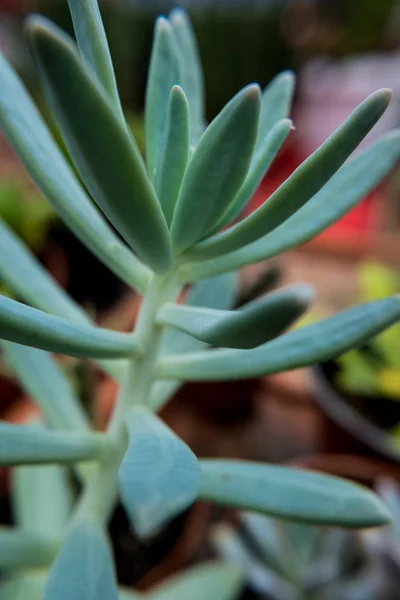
[0,1,399,598]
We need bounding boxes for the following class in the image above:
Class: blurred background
[1,1,400,598]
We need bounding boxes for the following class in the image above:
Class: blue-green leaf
[158,284,313,349]
[0,528,58,569]
[158,296,400,380]
[0,219,86,323]
[41,519,118,600]
[0,296,139,359]
[0,422,110,465]
[256,71,295,156]
[149,562,242,600]
[212,525,293,598]
[13,462,74,538]
[170,85,261,252]
[169,8,205,145]
[179,131,400,282]
[150,272,238,410]
[200,460,390,528]
[27,17,172,274]
[67,0,123,119]
[145,17,180,181]
[1,343,89,431]
[118,407,201,537]
[0,572,47,600]
[155,86,190,225]
[185,89,391,261]
[0,51,149,292]
[0,222,125,381]
[214,119,292,232]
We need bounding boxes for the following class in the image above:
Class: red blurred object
[246,139,387,248]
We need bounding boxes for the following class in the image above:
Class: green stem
[74,272,180,525]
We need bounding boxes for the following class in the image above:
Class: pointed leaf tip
[171,84,260,252]
[28,15,172,274]
[118,407,201,538]
[199,460,391,529]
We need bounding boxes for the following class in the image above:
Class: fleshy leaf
[155,86,190,225]
[27,17,172,273]
[180,131,400,281]
[0,221,125,380]
[170,84,261,252]
[150,272,238,410]
[0,51,149,292]
[118,406,201,537]
[0,296,139,359]
[0,422,110,465]
[255,71,295,156]
[41,519,118,600]
[170,8,205,145]
[158,284,313,349]
[149,562,243,600]
[212,524,293,598]
[0,218,86,322]
[1,343,89,431]
[0,528,58,569]
[214,119,292,232]
[158,297,400,380]
[13,462,74,538]
[185,89,391,260]
[145,17,180,181]
[67,0,123,118]
[200,460,390,528]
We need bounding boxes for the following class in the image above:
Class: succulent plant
[0,1,399,598]
[213,480,400,600]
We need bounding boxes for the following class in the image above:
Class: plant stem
[74,272,180,526]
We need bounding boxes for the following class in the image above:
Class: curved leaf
[0,221,125,380]
[2,343,90,430]
[145,17,180,181]
[212,525,293,599]
[158,296,400,380]
[256,71,295,156]
[215,119,292,232]
[150,562,242,600]
[67,0,123,118]
[170,84,260,252]
[200,460,390,528]
[41,519,118,600]
[118,407,201,537]
[27,17,172,274]
[180,131,400,281]
[0,51,149,292]
[185,89,391,261]
[0,296,139,359]
[170,8,205,145]
[0,528,58,569]
[150,272,238,410]
[0,219,86,322]
[155,86,190,225]
[158,284,313,349]
[0,422,110,465]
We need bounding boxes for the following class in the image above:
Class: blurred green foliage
[336,262,400,401]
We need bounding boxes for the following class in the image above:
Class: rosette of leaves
[0,1,399,598]
[212,511,395,600]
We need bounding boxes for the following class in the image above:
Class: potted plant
[0,2,399,599]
